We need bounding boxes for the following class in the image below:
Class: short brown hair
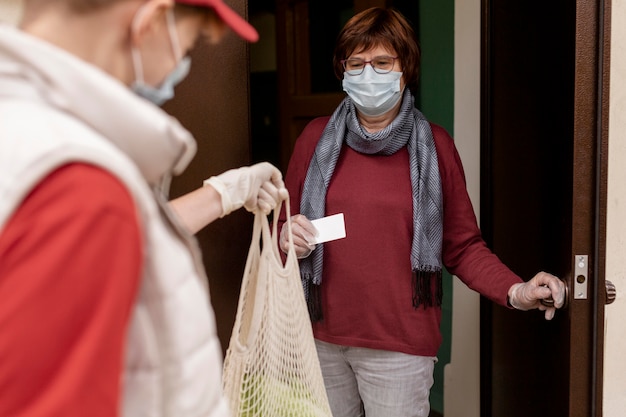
[332,7,421,95]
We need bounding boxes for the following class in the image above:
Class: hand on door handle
[508,272,566,320]
[538,283,570,310]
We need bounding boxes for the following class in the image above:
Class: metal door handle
[539,283,569,309]
[540,279,616,306]
[605,280,617,305]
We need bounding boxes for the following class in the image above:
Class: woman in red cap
[0,1,284,416]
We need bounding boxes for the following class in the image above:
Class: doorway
[248,2,453,416]
[480,0,611,416]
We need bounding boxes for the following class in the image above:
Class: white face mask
[131,8,190,106]
[342,65,403,117]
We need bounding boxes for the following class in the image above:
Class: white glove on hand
[280,214,318,259]
[508,271,566,320]
[204,162,288,217]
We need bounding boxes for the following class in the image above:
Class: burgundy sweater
[280,116,522,356]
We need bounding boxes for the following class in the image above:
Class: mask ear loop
[130,49,145,85]
[130,4,150,84]
[131,6,181,86]
[165,8,184,61]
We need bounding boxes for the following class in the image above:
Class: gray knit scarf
[300,90,443,321]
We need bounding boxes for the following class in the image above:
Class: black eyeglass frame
[340,56,399,75]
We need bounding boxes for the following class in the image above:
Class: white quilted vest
[0,24,230,417]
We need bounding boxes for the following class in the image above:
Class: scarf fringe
[412,269,443,309]
[307,283,323,322]
[304,270,442,321]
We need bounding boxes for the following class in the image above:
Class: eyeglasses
[341,56,398,75]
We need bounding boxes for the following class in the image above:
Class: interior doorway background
[247,1,455,414]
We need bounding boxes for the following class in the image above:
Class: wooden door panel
[480,0,610,416]
[275,0,388,171]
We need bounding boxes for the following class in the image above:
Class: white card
[310,213,346,244]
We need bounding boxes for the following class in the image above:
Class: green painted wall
[416,0,455,132]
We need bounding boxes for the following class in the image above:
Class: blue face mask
[131,8,190,106]
[132,56,191,106]
[342,65,403,117]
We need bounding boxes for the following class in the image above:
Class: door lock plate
[574,255,588,300]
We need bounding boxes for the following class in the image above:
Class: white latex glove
[280,214,318,259]
[203,162,288,217]
[508,271,566,320]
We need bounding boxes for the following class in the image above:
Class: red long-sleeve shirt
[281,117,522,356]
[0,163,142,417]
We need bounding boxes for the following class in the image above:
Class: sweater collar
[0,24,196,185]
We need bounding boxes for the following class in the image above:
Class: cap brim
[211,1,259,42]
[178,0,259,42]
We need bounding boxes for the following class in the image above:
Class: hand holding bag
[222,198,332,417]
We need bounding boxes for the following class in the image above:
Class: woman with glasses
[278,7,565,417]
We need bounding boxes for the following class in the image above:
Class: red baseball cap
[175,0,259,42]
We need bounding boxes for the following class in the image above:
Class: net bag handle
[229,196,295,351]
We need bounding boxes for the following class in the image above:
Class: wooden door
[274,0,390,172]
[480,0,611,416]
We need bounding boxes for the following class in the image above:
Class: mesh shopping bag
[222,198,333,417]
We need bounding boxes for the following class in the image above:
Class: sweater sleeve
[0,163,143,417]
[432,124,523,306]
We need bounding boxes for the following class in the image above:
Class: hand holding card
[310,213,346,244]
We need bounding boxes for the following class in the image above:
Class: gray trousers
[315,339,436,417]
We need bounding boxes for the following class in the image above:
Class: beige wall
[444,0,481,416]
[603,1,626,415]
